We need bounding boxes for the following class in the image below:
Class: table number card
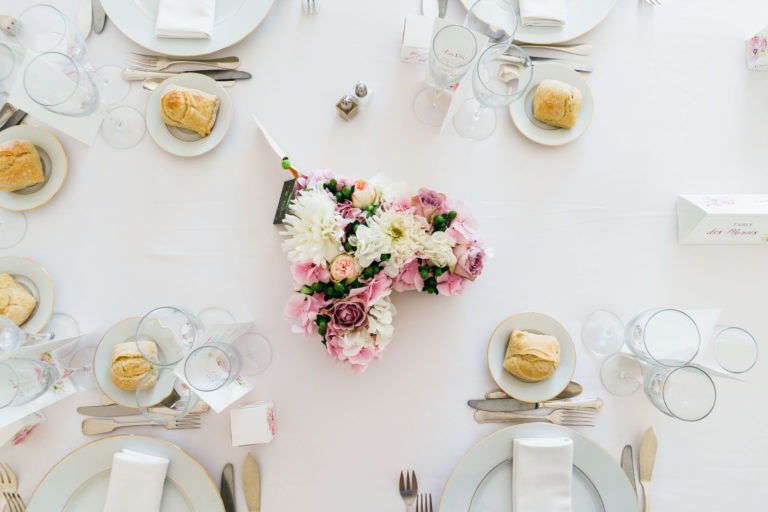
[677,195,768,245]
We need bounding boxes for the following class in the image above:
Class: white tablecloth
[1,1,767,511]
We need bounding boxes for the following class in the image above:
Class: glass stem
[430,87,445,109]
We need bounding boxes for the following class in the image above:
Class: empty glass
[581,310,625,356]
[15,4,87,62]
[625,308,700,367]
[233,332,272,376]
[135,306,204,367]
[0,358,58,408]
[453,43,533,140]
[23,51,99,116]
[0,42,14,88]
[0,315,54,356]
[711,326,758,374]
[413,24,478,126]
[184,342,241,392]
[644,365,716,422]
[464,0,519,45]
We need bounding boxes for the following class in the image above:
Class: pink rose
[392,259,424,292]
[327,298,368,331]
[291,261,330,288]
[411,188,446,221]
[329,254,359,283]
[351,179,377,208]
[453,244,485,281]
[436,271,466,296]
[389,196,415,213]
[284,294,327,336]
[335,201,364,223]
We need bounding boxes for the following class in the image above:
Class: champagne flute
[464,0,519,45]
[453,43,533,140]
[0,358,58,408]
[135,306,204,367]
[413,24,478,126]
[0,315,53,356]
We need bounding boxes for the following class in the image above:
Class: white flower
[368,295,396,348]
[351,225,389,268]
[281,188,343,264]
[420,230,457,268]
[368,174,409,203]
[359,210,428,275]
[338,329,369,358]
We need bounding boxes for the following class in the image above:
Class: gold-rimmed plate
[0,256,54,334]
[0,126,68,211]
[26,434,224,512]
[487,312,576,403]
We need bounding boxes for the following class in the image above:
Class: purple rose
[412,188,446,221]
[328,298,368,331]
[453,245,485,281]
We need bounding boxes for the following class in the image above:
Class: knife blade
[242,453,261,512]
[220,463,236,512]
[485,381,583,400]
[621,444,637,497]
[500,54,593,73]
[468,396,603,413]
[437,0,447,18]
[92,0,107,33]
[76,402,209,417]
[121,69,252,81]
[76,0,92,39]
[639,426,657,512]
[0,103,27,131]
[252,115,287,160]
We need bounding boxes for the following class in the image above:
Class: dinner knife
[121,69,252,81]
[76,402,210,417]
[76,0,92,39]
[92,0,107,34]
[242,453,261,512]
[500,54,593,73]
[484,381,583,400]
[639,426,657,512]
[468,396,603,413]
[621,444,638,498]
[221,463,236,512]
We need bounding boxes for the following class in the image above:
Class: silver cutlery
[0,103,27,131]
[0,15,16,37]
[643,0,662,5]
[302,0,319,15]
[398,470,418,512]
[499,59,592,76]
[0,463,25,512]
[243,454,261,512]
[220,463,236,512]
[469,396,604,413]
[416,493,433,512]
[125,53,240,72]
[474,409,596,426]
[437,0,447,18]
[142,78,235,92]
[77,400,210,417]
[76,0,92,39]
[621,444,638,498]
[122,69,251,82]
[485,381,583,400]
[81,414,202,435]
[92,0,107,34]
[639,427,657,512]
[517,43,592,56]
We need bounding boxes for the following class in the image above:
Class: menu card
[677,194,768,245]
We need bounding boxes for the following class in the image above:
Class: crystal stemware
[0,315,54,356]
[0,358,58,408]
[463,0,519,45]
[135,306,204,367]
[413,24,478,126]
[711,325,758,374]
[453,43,533,140]
[136,367,200,424]
[644,365,716,422]
[184,342,241,392]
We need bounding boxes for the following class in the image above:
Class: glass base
[581,310,625,356]
[453,99,497,140]
[0,210,27,249]
[45,312,80,340]
[89,65,131,105]
[600,353,642,396]
[65,346,97,391]
[413,86,451,127]
[233,333,272,376]
[101,106,146,149]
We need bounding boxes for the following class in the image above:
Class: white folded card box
[677,194,768,245]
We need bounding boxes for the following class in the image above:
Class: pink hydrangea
[284,294,327,336]
[291,261,330,288]
[392,259,424,292]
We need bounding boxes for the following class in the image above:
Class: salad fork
[416,493,433,512]
[398,470,418,512]
[81,414,202,435]
[474,409,596,426]
[0,463,25,512]
[125,53,239,72]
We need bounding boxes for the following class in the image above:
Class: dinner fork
[643,0,662,6]
[416,493,433,512]
[302,0,319,14]
[81,414,202,435]
[398,470,418,512]
[473,409,596,426]
[125,53,240,72]
[0,463,25,512]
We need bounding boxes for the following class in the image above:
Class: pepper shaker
[352,81,372,108]
[336,94,359,120]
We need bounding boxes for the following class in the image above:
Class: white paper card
[747,27,768,70]
[677,194,768,245]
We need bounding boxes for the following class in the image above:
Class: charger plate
[27,435,224,512]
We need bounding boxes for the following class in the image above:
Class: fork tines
[168,415,202,429]
[557,410,595,426]
[399,469,418,506]
[3,492,25,512]
[416,493,433,512]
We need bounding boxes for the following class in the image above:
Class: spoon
[0,15,16,37]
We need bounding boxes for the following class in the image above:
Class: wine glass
[232,332,272,376]
[413,24,478,126]
[0,41,14,96]
[644,365,717,422]
[453,43,533,140]
[464,0,519,45]
[23,51,100,117]
[711,325,758,374]
[198,306,236,327]
[0,315,54,356]
[135,306,204,367]
[0,358,58,408]
[183,342,241,392]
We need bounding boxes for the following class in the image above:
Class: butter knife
[621,444,637,497]
[76,401,209,417]
[0,103,27,130]
[76,0,92,39]
[92,0,107,34]
[639,427,657,512]
[122,69,252,81]
[243,453,261,512]
[221,463,236,512]
[499,55,593,73]
[468,396,603,413]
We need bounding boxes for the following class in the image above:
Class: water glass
[184,342,241,392]
[0,358,57,408]
[0,315,55,356]
[15,4,87,62]
[23,51,99,116]
[0,42,14,84]
[135,306,204,367]
[711,325,758,374]
[464,0,519,44]
[644,365,716,421]
[625,308,700,367]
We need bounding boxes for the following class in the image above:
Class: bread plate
[95,317,175,407]
[0,255,54,334]
[0,125,68,211]
[510,62,593,146]
[487,312,576,403]
[145,73,233,157]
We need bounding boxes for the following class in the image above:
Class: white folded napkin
[103,449,170,512]
[518,0,568,27]
[155,0,216,39]
[512,437,573,512]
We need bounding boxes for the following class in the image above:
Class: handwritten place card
[677,195,768,245]
[746,27,768,70]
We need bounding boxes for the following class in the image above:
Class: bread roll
[503,329,561,382]
[110,340,158,391]
[0,273,37,326]
[160,85,220,137]
[0,139,45,192]
[533,79,582,129]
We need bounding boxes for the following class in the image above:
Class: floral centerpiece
[281,171,486,373]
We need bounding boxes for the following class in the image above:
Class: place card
[401,15,434,64]
[230,401,276,446]
[677,195,768,245]
[746,27,768,70]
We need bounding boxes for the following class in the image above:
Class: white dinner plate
[459,0,617,44]
[95,317,175,407]
[27,434,225,512]
[510,63,594,146]
[440,423,638,512]
[0,125,68,211]
[100,0,275,57]
[0,256,54,334]
[146,73,233,157]
[487,312,576,403]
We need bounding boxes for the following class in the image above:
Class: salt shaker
[336,94,359,120]
[352,81,372,108]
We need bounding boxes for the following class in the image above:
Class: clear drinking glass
[644,365,716,421]
[464,0,519,44]
[413,24,478,126]
[15,4,87,62]
[0,358,58,408]
[184,342,241,391]
[233,332,272,376]
[600,352,644,396]
[453,43,533,140]
[0,315,54,356]
[23,51,99,116]
[711,325,758,374]
[581,310,625,356]
[0,42,14,86]
[136,367,200,424]
[625,308,700,367]
[135,306,204,367]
